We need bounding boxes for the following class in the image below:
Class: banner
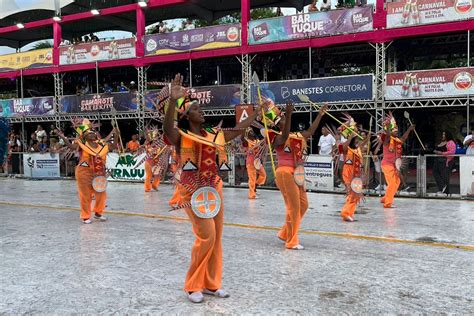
[145,85,241,110]
[23,153,60,178]
[145,24,241,55]
[385,68,474,100]
[59,38,136,65]
[387,0,473,29]
[0,97,54,118]
[106,153,146,181]
[252,74,373,104]
[0,48,53,72]
[249,6,373,45]
[60,92,138,113]
[460,156,474,196]
[235,104,254,124]
[305,155,334,191]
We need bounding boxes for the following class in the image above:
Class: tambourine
[350,177,363,194]
[254,158,262,170]
[395,158,402,171]
[191,186,222,219]
[92,176,108,193]
[294,165,306,187]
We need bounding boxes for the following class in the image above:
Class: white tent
[0,0,73,20]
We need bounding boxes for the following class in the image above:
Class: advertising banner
[0,48,53,72]
[60,92,138,113]
[249,6,373,45]
[59,38,136,65]
[0,97,54,118]
[23,153,60,178]
[460,156,474,196]
[106,153,146,181]
[145,84,241,110]
[145,24,241,55]
[385,68,474,100]
[387,0,473,29]
[304,155,334,191]
[252,74,373,104]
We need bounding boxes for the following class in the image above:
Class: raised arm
[342,133,356,153]
[401,125,415,143]
[55,129,78,150]
[163,74,185,147]
[223,106,260,142]
[273,103,294,148]
[103,128,117,143]
[301,104,328,139]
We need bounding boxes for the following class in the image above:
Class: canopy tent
[0,0,311,48]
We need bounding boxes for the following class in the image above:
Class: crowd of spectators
[60,33,101,46]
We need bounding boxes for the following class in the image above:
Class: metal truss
[384,97,470,109]
[371,42,390,133]
[237,54,253,104]
[53,73,64,119]
[136,66,147,132]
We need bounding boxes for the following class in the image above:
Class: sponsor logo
[226,27,239,41]
[252,23,269,41]
[455,0,472,13]
[90,45,100,57]
[146,39,157,52]
[453,72,472,90]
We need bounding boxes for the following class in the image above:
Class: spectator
[38,137,49,153]
[276,7,284,16]
[90,33,99,42]
[433,131,456,196]
[29,133,39,152]
[126,134,140,153]
[75,85,83,96]
[333,129,346,189]
[318,126,336,155]
[463,126,474,155]
[158,21,169,33]
[49,124,59,143]
[184,19,195,30]
[118,82,129,92]
[102,83,113,94]
[35,125,47,142]
[83,35,90,42]
[321,0,331,11]
[309,0,319,12]
[8,133,22,174]
[129,81,137,92]
[50,138,62,152]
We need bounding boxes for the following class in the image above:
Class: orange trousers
[381,164,400,208]
[340,165,360,219]
[246,163,267,199]
[75,166,106,220]
[275,166,309,249]
[168,186,181,207]
[180,181,224,293]
[144,161,160,192]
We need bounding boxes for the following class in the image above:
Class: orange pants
[275,166,309,249]
[381,164,400,208]
[246,163,266,199]
[340,165,360,219]
[180,181,224,292]
[168,185,181,207]
[75,166,106,220]
[144,161,160,192]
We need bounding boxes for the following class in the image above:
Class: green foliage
[29,41,53,51]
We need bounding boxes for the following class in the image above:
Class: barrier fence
[3,152,473,200]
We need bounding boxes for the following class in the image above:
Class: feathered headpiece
[71,118,99,138]
[340,113,358,138]
[258,98,283,127]
[383,111,398,132]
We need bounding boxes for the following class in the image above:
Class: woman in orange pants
[267,102,327,250]
[163,74,260,303]
[57,119,116,224]
[242,129,266,199]
[380,114,415,208]
[340,131,370,222]
[143,130,170,192]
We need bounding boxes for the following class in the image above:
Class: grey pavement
[0,178,473,314]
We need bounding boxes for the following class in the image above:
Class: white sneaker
[338,183,345,189]
[188,291,204,303]
[82,219,92,224]
[374,184,382,190]
[203,288,230,298]
[290,244,305,250]
[343,216,354,222]
[94,213,107,221]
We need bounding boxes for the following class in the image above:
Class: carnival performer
[143,128,171,192]
[339,123,371,222]
[163,74,260,303]
[379,113,415,208]
[265,102,327,250]
[56,119,117,224]
[242,129,267,199]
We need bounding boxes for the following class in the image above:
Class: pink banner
[386,0,473,29]
[385,68,474,100]
[59,38,136,65]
